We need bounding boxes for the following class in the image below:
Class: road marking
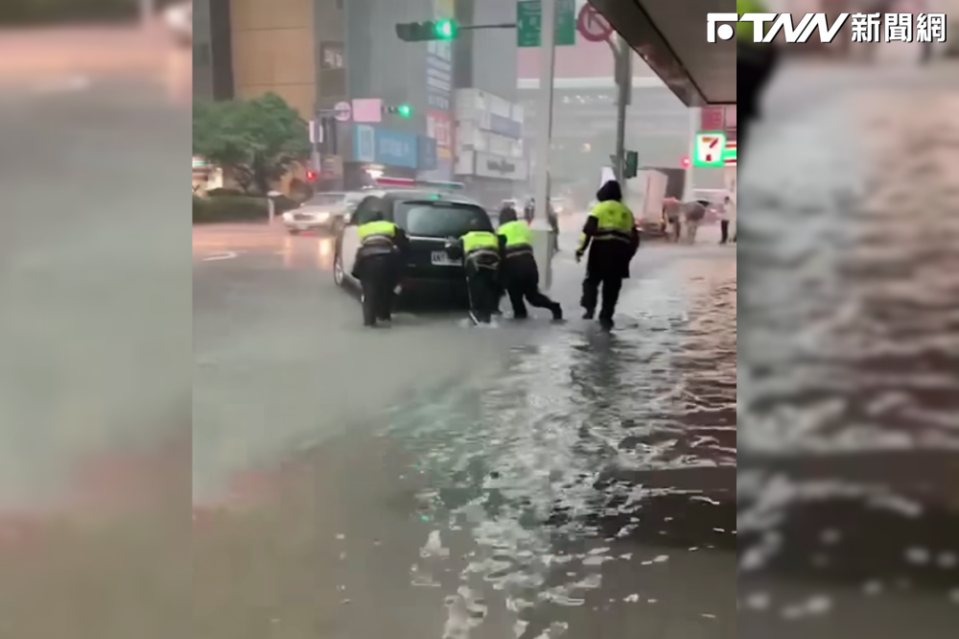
[202,251,237,261]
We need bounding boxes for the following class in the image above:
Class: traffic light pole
[613,34,631,185]
[531,0,557,290]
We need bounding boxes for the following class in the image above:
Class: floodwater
[191,226,737,638]
[738,62,959,636]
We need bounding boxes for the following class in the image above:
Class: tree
[192,93,311,194]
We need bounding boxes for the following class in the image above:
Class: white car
[282,192,361,235]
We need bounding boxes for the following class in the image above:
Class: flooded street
[192,222,736,637]
[739,62,959,636]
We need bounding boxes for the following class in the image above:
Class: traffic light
[305,170,318,182]
[624,151,639,179]
[386,104,412,118]
[396,20,458,42]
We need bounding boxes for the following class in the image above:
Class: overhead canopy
[588,0,736,106]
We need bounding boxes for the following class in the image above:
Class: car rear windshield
[395,202,493,237]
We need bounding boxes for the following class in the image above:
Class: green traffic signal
[387,104,413,117]
[434,19,456,40]
[396,20,458,42]
[624,150,639,179]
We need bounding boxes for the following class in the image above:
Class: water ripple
[388,251,737,632]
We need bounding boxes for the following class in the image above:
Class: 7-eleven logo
[724,140,737,166]
[694,131,726,167]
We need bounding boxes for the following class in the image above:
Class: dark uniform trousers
[581,273,623,322]
[356,252,397,326]
[466,259,500,324]
[503,255,557,318]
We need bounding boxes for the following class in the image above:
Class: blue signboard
[418,135,437,171]
[352,125,419,169]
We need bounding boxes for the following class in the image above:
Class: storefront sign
[474,151,528,181]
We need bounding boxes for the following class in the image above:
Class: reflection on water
[281,234,334,271]
[387,251,737,634]
[738,71,959,626]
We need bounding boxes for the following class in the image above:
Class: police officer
[352,210,408,327]
[446,223,502,325]
[575,180,639,331]
[497,206,562,321]
[738,0,778,157]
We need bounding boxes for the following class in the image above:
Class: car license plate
[431,251,455,266]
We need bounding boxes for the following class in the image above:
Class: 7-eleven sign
[693,131,726,168]
[724,140,737,166]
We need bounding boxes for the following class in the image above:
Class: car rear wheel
[333,247,346,287]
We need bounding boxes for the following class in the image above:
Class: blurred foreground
[739,60,959,635]
[0,22,191,638]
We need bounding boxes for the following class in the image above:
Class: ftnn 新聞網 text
[707,12,947,44]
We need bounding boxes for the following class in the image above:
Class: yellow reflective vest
[497,220,533,258]
[357,220,398,248]
[462,231,500,264]
[577,200,634,253]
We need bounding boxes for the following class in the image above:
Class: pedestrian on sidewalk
[684,200,707,244]
[497,206,562,321]
[664,198,682,242]
[575,180,639,331]
[352,210,408,327]
[719,196,735,244]
[445,222,502,326]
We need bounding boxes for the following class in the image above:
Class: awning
[588,0,737,106]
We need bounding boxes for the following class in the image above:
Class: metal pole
[682,106,698,202]
[613,35,631,185]
[532,0,557,288]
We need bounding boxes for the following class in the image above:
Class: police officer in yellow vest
[353,210,408,327]
[738,0,778,156]
[575,180,639,330]
[445,221,502,325]
[497,206,562,320]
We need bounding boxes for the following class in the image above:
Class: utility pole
[531,0,558,290]
[612,34,631,184]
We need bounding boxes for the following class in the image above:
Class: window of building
[320,42,344,70]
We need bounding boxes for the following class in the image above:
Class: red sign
[576,5,613,43]
[427,110,453,161]
[700,106,724,131]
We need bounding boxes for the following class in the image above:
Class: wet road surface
[192,221,737,637]
[739,62,959,635]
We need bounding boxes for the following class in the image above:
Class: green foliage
[0,0,137,24]
[193,93,311,195]
[193,195,266,224]
[193,192,301,225]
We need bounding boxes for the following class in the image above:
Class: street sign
[517,0,576,48]
[333,101,352,122]
[576,4,613,43]
[351,98,382,123]
[693,131,726,168]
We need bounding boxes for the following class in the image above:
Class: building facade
[196,0,520,191]
[454,89,526,205]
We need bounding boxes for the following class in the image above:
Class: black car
[333,190,493,302]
